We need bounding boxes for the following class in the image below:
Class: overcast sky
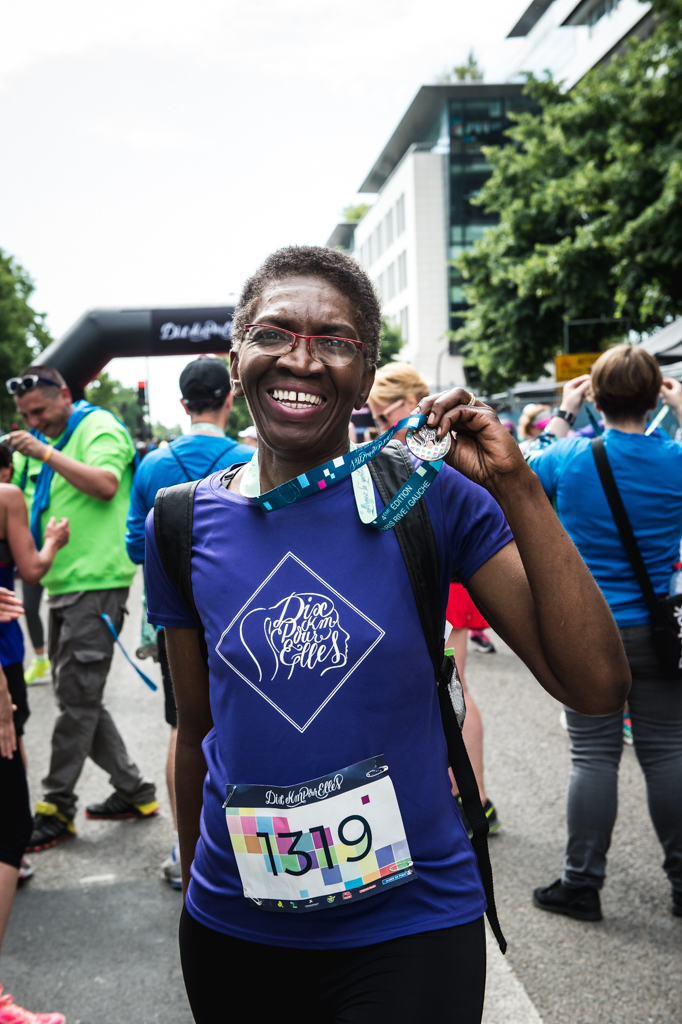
[0,0,529,430]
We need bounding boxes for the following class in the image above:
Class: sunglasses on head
[5,375,60,396]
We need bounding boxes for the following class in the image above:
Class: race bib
[224,755,416,913]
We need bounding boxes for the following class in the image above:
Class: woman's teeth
[270,389,324,409]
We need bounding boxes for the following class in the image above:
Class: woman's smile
[266,385,326,414]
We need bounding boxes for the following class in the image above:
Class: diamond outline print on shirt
[215,552,385,733]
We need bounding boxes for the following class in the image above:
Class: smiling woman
[144,245,629,1024]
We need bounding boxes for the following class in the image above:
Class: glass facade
[442,95,537,340]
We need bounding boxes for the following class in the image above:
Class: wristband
[42,444,54,463]
[551,407,575,427]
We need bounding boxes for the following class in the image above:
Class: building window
[375,223,383,260]
[573,0,620,27]
[387,262,396,300]
[397,251,407,292]
[385,209,394,248]
[367,234,374,266]
[399,306,409,342]
[396,194,405,236]
[376,273,385,301]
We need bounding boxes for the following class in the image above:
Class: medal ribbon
[251,414,444,532]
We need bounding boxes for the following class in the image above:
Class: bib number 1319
[224,755,416,913]
[260,816,371,877]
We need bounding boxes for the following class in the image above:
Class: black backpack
[154,440,506,952]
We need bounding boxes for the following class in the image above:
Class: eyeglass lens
[244,327,359,367]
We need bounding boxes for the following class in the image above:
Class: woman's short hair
[517,404,550,440]
[231,246,382,367]
[369,362,429,407]
[590,344,662,420]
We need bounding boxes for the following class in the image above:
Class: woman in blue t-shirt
[145,246,628,1024]
[528,345,682,923]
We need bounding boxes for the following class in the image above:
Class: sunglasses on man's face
[5,375,59,396]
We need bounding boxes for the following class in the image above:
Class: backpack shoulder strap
[369,442,443,669]
[153,479,207,662]
[369,443,506,953]
[168,441,194,483]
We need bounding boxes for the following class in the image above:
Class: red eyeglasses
[243,324,364,368]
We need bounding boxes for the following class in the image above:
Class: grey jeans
[43,588,156,819]
[563,624,682,894]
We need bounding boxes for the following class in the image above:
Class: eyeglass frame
[242,324,365,364]
[5,374,63,396]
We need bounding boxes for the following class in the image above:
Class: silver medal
[405,425,452,462]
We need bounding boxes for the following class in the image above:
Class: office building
[504,0,654,89]
[328,84,531,389]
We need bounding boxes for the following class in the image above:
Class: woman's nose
[279,336,322,372]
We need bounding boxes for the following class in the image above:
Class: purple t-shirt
[145,463,512,948]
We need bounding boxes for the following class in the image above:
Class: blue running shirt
[530,429,682,626]
[145,464,512,948]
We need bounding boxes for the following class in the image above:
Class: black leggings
[0,746,33,869]
[22,580,44,651]
[179,905,486,1023]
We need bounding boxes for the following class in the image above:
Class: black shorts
[157,628,177,728]
[179,905,486,1024]
[5,661,29,737]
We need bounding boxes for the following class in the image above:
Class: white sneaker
[162,842,182,890]
[559,709,568,732]
[18,856,34,886]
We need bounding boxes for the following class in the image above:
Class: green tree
[0,248,50,430]
[85,372,142,438]
[377,318,405,367]
[226,395,254,440]
[342,203,370,222]
[151,421,182,440]
[455,0,682,391]
[452,51,483,82]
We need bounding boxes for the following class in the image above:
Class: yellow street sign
[555,352,602,384]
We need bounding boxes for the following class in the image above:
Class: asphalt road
[3,569,681,1023]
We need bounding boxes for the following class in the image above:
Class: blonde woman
[517,403,551,454]
[368,363,430,441]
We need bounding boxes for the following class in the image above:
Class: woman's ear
[229,351,244,398]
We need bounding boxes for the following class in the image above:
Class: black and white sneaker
[470,632,496,654]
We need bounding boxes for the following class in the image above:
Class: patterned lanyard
[249,414,444,532]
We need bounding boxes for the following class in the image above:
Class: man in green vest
[7,366,157,850]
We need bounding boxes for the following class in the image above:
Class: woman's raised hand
[415,388,527,493]
[0,586,24,623]
[44,516,70,550]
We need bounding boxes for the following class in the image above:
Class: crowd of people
[0,244,679,1023]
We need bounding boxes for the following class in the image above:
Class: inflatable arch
[39,306,234,400]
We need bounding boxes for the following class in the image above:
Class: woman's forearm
[489,467,630,714]
[175,735,208,897]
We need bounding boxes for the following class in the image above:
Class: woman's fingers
[416,388,481,438]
